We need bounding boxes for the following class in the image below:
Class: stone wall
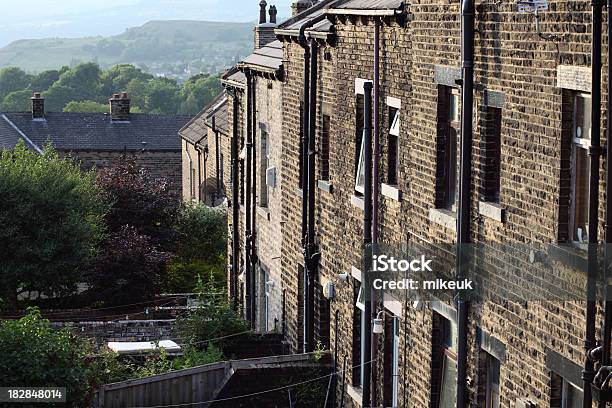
[66,149,182,198]
[51,319,177,347]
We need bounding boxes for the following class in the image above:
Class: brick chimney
[291,0,317,16]
[253,1,278,49]
[109,92,130,122]
[31,92,45,120]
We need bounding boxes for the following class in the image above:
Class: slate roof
[0,115,25,150]
[240,40,283,73]
[221,66,247,87]
[275,0,339,37]
[335,0,404,9]
[1,112,190,152]
[179,93,228,145]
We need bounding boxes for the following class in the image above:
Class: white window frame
[561,379,583,408]
[391,315,400,407]
[355,131,366,195]
[484,353,501,408]
[259,128,270,207]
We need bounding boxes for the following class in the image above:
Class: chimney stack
[109,92,131,122]
[253,1,278,50]
[31,92,45,120]
[259,0,267,24]
[292,0,317,16]
[269,5,277,24]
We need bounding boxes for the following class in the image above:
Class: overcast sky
[0,0,294,46]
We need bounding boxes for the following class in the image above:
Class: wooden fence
[92,353,328,408]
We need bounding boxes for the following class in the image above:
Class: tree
[100,64,153,97]
[0,142,107,307]
[63,100,108,113]
[85,226,173,304]
[178,73,222,115]
[0,67,31,101]
[30,69,61,92]
[1,89,32,111]
[55,62,102,102]
[96,156,180,248]
[44,84,79,112]
[145,77,179,114]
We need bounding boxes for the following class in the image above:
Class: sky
[0,0,294,47]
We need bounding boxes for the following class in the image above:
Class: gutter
[325,8,398,16]
[226,87,241,311]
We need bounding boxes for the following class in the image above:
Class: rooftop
[1,112,190,152]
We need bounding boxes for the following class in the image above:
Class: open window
[355,92,365,195]
[479,351,500,408]
[387,106,400,185]
[431,312,457,408]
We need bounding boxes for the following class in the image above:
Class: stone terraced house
[0,92,190,197]
[208,0,612,406]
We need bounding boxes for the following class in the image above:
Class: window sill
[478,201,505,223]
[381,183,402,201]
[294,187,303,198]
[429,208,457,231]
[346,385,363,407]
[256,206,270,221]
[317,180,333,193]
[351,195,365,211]
[547,243,588,273]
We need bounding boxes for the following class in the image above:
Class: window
[299,101,305,189]
[321,114,331,180]
[436,86,460,211]
[479,352,500,408]
[570,93,592,246]
[383,313,400,407]
[219,153,225,195]
[259,265,268,331]
[432,312,457,408]
[355,94,365,195]
[352,281,364,386]
[480,106,502,202]
[191,168,196,200]
[259,129,269,207]
[387,107,400,185]
[551,372,583,408]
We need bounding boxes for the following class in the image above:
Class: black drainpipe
[371,17,381,407]
[304,37,319,353]
[456,0,474,406]
[298,14,326,353]
[362,81,374,408]
[250,74,258,327]
[584,1,603,406]
[214,116,221,203]
[197,146,203,202]
[244,70,254,325]
[228,87,240,310]
[600,0,612,400]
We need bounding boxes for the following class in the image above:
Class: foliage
[0,62,222,115]
[85,226,173,305]
[130,343,224,379]
[64,100,108,113]
[96,156,180,248]
[176,273,249,353]
[175,203,227,264]
[0,308,98,406]
[0,141,107,307]
[1,89,32,111]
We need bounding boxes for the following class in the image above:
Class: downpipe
[227,87,240,310]
[456,0,474,406]
[585,0,603,406]
[250,74,258,329]
[362,81,374,408]
[244,70,254,325]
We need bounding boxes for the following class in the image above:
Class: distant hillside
[0,20,254,77]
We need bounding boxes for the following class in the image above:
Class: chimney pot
[31,92,45,120]
[259,0,267,24]
[269,5,277,24]
[109,92,131,122]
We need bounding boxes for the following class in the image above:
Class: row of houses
[187,0,610,407]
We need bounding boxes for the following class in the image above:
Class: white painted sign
[517,0,548,13]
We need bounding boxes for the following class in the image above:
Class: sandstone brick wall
[182,140,206,202]
[204,127,232,205]
[216,1,611,407]
[66,149,182,198]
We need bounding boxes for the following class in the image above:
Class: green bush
[0,308,98,406]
